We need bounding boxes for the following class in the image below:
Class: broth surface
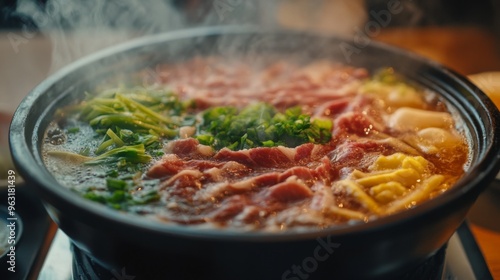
[43,58,470,231]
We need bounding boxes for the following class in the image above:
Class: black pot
[10,26,500,280]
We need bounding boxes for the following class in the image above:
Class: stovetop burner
[71,245,126,280]
[38,222,492,280]
[70,242,446,280]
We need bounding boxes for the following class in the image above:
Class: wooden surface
[470,224,500,279]
[377,26,500,279]
[376,26,500,76]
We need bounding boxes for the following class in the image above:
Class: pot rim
[9,25,500,242]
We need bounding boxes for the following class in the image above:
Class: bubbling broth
[42,58,470,231]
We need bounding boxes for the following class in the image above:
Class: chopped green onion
[83,191,107,204]
[108,190,126,203]
[106,129,125,147]
[67,127,80,134]
[106,178,127,191]
[96,139,114,154]
[196,102,333,150]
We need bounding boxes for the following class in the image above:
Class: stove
[36,222,492,280]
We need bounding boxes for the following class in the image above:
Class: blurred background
[1,0,500,277]
[1,0,499,113]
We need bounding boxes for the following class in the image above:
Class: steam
[17,0,188,73]
[15,0,375,73]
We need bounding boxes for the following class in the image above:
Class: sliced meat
[279,166,315,183]
[230,172,280,191]
[310,184,335,212]
[333,112,379,138]
[248,147,294,168]
[159,170,203,191]
[165,138,214,159]
[329,140,396,179]
[266,176,313,202]
[314,97,351,117]
[210,195,248,222]
[214,148,255,166]
[214,143,334,168]
[147,154,184,178]
[148,155,224,179]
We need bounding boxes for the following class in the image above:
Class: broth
[43,58,470,231]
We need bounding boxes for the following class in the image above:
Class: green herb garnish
[196,102,332,150]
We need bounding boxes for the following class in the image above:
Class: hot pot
[9,26,500,279]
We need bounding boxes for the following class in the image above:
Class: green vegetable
[196,102,333,150]
[67,127,80,133]
[78,146,90,156]
[54,86,335,212]
[105,169,119,178]
[96,138,115,154]
[58,88,191,170]
[83,191,107,204]
[82,186,132,209]
[108,190,127,203]
[106,129,125,147]
[48,144,151,166]
[53,87,196,211]
[87,144,151,165]
[78,88,192,139]
[82,178,161,209]
[89,113,177,137]
[131,189,160,204]
[106,178,127,191]
[116,94,173,125]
